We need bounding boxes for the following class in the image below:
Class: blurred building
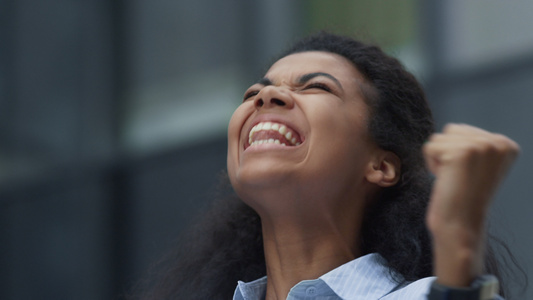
[1,1,531,299]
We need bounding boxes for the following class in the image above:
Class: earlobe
[366,152,401,187]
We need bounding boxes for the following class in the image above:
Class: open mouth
[245,121,303,150]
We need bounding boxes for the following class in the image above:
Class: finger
[442,124,521,154]
[426,130,519,162]
[442,123,492,136]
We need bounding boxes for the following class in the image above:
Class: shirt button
[306,286,317,295]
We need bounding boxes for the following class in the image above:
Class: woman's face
[227,51,380,210]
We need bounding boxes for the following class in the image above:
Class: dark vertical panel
[0,0,119,299]
[11,0,84,163]
[128,0,246,88]
[1,172,113,300]
[239,0,305,81]
[110,164,135,298]
[419,0,448,126]
[127,137,228,279]
[109,0,130,297]
[4,0,115,166]
[0,196,13,300]
[0,0,16,157]
[79,0,116,161]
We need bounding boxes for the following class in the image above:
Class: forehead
[265,51,364,84]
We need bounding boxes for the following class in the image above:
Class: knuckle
[491,134,520,154]
[493,134,511,146]
[443,123,460,133]
[457,141,492,159]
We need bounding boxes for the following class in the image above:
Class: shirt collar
[233,253,403,300]
[233,276,267,300]
[320,253,402,299]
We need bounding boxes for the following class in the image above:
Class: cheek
[226,105,252,176]
[228,104,246,131]
[227,104,253,142]
[305,100,366,143]
[305,102,370,171]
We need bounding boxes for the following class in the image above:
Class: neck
[237,177,375,300]
[260,208,364,300]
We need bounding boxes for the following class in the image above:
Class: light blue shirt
[233,253,503,300]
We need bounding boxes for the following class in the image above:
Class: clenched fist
[423,124,520,287]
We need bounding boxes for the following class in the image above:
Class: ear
[365,151,401,187]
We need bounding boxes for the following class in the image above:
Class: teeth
[285,132,292,140]
[250,139,282,146]
[248,121,301,146]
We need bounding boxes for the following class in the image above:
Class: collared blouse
[233,253,503,300]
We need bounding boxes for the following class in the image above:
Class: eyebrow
[298,72,343,90]
[258,77,273,86]
[257,72,343,90]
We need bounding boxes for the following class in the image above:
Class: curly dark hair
[131,32,519,300]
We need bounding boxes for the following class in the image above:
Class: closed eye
[304,82,332,93]
[243,90,259,101]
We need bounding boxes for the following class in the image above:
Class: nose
[254,86,294,110]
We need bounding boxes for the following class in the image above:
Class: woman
[138,32,520,299]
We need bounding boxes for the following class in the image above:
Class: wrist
[431,224,486,286]
[428,275,499,300]
[434,251,480,287]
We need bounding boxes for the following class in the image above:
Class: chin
[233,164,293,189]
